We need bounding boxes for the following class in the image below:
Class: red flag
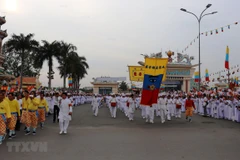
[10,88,15,92]
[140,74,163,106]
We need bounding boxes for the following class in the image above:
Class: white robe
[58,98,73,121]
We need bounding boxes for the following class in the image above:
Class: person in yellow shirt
[7,92,20,139]
[21,90,31,131]
[0,91,11,145]
[38,92,48,129]
[1,90,9,102]
[25,91,40,136]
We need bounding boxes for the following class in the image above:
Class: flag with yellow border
[128,66,144,82]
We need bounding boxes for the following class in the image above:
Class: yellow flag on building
[128,66,144,82]
[144,58,168,76]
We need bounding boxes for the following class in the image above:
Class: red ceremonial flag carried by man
[140,58,168,106]
[140,74,163,106]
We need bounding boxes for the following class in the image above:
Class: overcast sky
[1,0,240,87]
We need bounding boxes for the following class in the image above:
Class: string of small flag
[182,21,240,53]
[194,65,240,83]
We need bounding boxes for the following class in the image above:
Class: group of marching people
[71,94,92,106]
[0,90,75,145]
[91,91,240,124]
[91,93,136,120]
[91,93,188,123]
[192,93,240,122]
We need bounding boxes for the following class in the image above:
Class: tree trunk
[63,67,66,89]
[48,66,51,89]
[20,50,24,92]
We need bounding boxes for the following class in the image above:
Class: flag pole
[228,69,230,88]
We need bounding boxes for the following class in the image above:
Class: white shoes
[64,131,67,134]
[59,131,63,135]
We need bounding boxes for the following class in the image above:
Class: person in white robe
[170,96,175,117]
[145,104,154,124]
[46,93,53,114]
[175,96,182,118]
[116,95,121,110]
[128,94,135,121]
[166,95,173,121]
[181,96,186,113]
[91,95,100,116]
[193,95,199,114]
[81,95,86,105]
[158,95,167,123]
[236,97,240,123]
[224,99,229,120]
[109,95,117,118]
[155,95,161,117]
[120,95,128,116]
[199,95,204,115]
[212,97,219,119]
[218,98,225,119]
[58,92,73,135]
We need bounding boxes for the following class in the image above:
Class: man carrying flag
[140,57,168,124]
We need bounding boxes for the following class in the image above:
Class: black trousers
[203,105,208,116]
[53,105,60,122]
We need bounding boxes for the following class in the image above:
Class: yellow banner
[128,66,144,82]
[144,58,168,76]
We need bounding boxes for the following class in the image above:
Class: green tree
[34,40,59,88]
[119,81,128,91]
[2,33,39,89]
[56,41,78,89]
[58,52,89,89]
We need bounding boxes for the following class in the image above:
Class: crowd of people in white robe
[91,90,240,124]
[44,93,93,114]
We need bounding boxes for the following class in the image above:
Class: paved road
[1,104,240,160]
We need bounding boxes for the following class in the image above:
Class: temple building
[91,77,126,94]
[9,77,38,91]
[163,63,198,92]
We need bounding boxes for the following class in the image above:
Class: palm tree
[58,52,89,90]
[57,41,77,89]
[34,40,59,89]
[69,54,89,89]
[3,33,39,90]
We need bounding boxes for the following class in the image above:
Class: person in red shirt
[185,96,196,122]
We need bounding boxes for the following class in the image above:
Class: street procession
[1,0,240,160]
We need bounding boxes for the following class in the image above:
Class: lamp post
[180,4,217,91]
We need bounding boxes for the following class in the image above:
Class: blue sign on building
[166,70,190,76]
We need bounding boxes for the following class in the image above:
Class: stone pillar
[182,79,186,92]
[182,79,191,93]
[186,80,189,93]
